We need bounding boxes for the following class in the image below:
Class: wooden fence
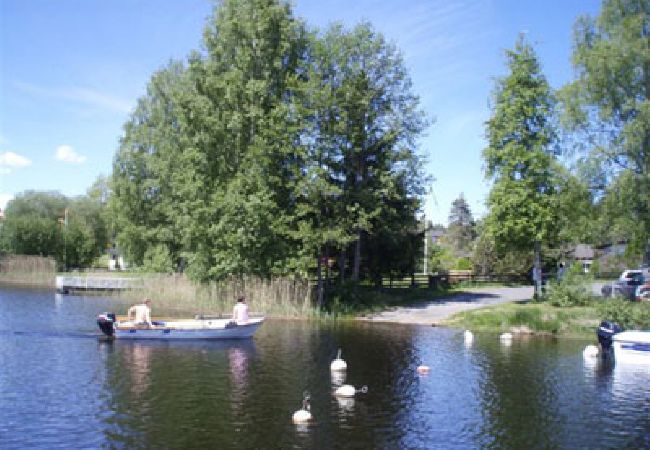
[382,270,530,289]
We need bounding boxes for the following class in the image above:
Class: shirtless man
[128,298,153,327]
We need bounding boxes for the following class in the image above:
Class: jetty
[55,275,140,294]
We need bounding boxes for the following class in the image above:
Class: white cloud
[0,151,32,171]
[15,81,133,114]
[55,145,87,164]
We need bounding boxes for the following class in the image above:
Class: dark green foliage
[560,0,650,264]
[446,194,476,256]
[1,189,109,269]
[544,263,594,307]
[110,0,427,290]
[483,36,559,296]
[598,299,650,330]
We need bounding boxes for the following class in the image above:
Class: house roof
[573,244,595,260]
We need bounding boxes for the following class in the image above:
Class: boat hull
[99,315,264,340]
[612,331,650,364]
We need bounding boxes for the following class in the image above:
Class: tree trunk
[533,240,542,299]
[339,249,346,283]
[352,231,361,281]
[316,252,324,308]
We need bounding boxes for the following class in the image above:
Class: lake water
[1,285,649,449]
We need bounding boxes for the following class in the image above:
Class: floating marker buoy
[334,384,368,398]
[330,348,347,372]
[292,392,312,424]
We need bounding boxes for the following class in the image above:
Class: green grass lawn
[443,299,650,338]
[442,302,601,338]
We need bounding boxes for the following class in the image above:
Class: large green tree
[560,0,650,263]
[1,190,108,268]
[483,37,559,297]
[112,0,308,280]
[110,0,427,292]
[315,23,427,282]
[111,61,190,271]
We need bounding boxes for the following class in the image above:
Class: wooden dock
[55,275,140,293]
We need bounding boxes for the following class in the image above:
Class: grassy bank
[443,299,650,338]
[0,256,56,287]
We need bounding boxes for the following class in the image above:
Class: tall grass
[118,274,318,318]
[0,255,56,287]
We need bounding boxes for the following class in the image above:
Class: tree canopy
[483,36,559,295]
[560,0,650,263]
[0,189,109,269]
[110,0,428,286]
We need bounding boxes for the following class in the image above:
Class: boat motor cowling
[597,320,622,351]
[97,312,116,337]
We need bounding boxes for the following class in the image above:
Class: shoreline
[357,286,534,326]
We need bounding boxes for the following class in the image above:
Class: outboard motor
[97,312,116,337]
[597,320,622,352]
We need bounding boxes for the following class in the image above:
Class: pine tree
[483,36,559,297]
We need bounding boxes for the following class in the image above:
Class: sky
[0,0,601,225]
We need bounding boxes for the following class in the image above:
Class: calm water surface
[0,286,649,449]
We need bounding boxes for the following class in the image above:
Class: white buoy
[330,348,347,372]
[334,384,368,398]
[416,365,430,375]
[583,344,600,359]
[464,330,474,343]
[500,332,513,341]
[292,393,312,424]
[331,370,346,386]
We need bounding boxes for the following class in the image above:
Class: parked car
[601,269,646,300]
[635,283,650,302]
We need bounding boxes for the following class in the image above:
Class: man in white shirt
[232,296,249,324]
[128,298,153,327]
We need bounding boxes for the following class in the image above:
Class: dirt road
[359,286,535,326]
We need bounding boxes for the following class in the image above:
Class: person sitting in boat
[232,296,249,324]
[128,298,153,328]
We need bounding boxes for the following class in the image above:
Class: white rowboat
[612,330,650,364]
[97,313,264,340]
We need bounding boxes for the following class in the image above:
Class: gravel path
[359,286,535,326]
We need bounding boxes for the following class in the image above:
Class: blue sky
[0,0,601,225]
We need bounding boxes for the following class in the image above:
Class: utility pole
[64,208,68,271]
[423,215,428,275]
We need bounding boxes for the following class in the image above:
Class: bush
[597,299,650,330]
[544,263,594,307]
[141,244,174,274]
[455,257,473,270]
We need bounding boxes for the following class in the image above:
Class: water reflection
[335,396,355,413]
[228,346,250,415]
[122,343,154,398]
